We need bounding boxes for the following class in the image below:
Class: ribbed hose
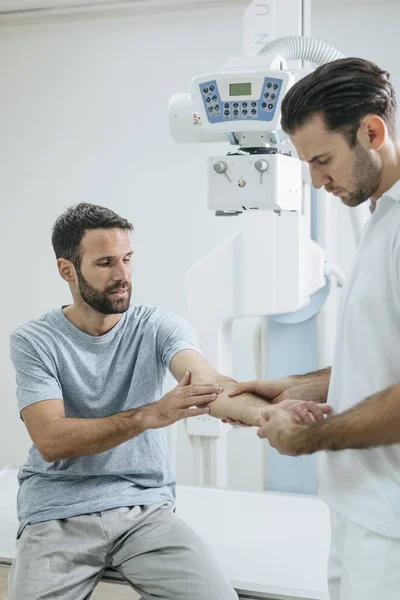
[259,36,344,66]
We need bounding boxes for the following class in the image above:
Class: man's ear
[357,115,386,152]
[57,258,76,283]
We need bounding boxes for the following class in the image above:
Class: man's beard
[340,144,382,207]
[76,271,131,315]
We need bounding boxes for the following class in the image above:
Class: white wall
[0,0,399,487]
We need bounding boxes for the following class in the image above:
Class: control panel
[199,76,283,124]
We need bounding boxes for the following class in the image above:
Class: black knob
[233,109,239,115]
[268,103,273,110]
[212,95,217,101]
[251,109,256,115]
[224,110,229,116]
[209,106,214,112]
[209,85,215,92]
[264,92,270,99]
[224,103,229,108]
[215,104,220,111]
[242,102,248,108]
[273,83,278,90]
[233,102,239,108]
[262,102,267,108]
[206,97,211,103]
[242,109,248,115]
[251,102,257,107]
[267,82,272,88]
[271,94,276,100]
[203,87,209,93]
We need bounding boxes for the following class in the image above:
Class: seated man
[9,203,322,600]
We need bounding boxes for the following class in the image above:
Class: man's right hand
[223,376,332,426]
[143,371,222,430]
[228,376,326,405]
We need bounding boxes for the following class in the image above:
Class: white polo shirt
[319,179,400,538]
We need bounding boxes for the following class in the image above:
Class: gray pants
[8,502,237,600]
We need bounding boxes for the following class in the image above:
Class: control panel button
[206,97,211,103]
[215,104,220,111]
[267,82,272,88]
[261,102,267,108]
[267,103,274,110]
[273,83,278,90]
[242,102,248,108]
[224,103,229,108]
[242,109,248,115]
[264,92,270,99]
[254,159,268,173]
[233,102,239,108]
[251,102,257,107]
[224,110,230,116]
[213,161,227,174]
[271,94,276,100]
[209,106,214,112]
[203,87,209,94]
[251,109,257,115]
[233,109,239,115]
[212,95,217,101]
[209,85,215,92]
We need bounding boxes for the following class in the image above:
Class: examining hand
[256,407,308,455]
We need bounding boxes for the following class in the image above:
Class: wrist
[132,405,153,433]
[294,421,327,455]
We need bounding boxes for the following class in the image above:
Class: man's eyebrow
[306,153,331,163]
[94,251,133,261]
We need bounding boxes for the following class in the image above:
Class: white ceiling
[0,0,244,13]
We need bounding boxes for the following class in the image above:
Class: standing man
[229,58,400,600]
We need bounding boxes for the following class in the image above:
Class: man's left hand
[257,407,310,455]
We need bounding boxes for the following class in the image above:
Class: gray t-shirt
[10,304,200,537]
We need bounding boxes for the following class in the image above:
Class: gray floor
[0,566,140,599]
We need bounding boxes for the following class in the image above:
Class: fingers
[305,402,326,422]
[177,374,224,397]
[222,418,251,427]
[228,381,256,398]
[290,401,332,424]
[183,406,211,419]
[257,422,270,439]
[290,402,316,424]
[185,384,223,397]
[261,408,273,422]
[183,393,218,407]
[178,371,192,386]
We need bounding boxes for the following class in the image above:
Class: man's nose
[310,165,332,190]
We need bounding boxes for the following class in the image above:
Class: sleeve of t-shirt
[10,332,63,413]
[155,311,202,368]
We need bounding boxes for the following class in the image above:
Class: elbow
[37,441,65,463]
[41,452,55,463]
[39,447,59,463]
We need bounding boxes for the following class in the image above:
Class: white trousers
[328,509,400,600]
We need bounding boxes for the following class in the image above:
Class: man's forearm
[208,375,268,426]
[42,408,148,462]
[298,382,400,454]
[285,367,331,404]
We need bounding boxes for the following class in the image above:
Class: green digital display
[229,82,252,96]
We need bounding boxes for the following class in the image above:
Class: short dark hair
[52,203,133,268]
[281,57,397,146]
